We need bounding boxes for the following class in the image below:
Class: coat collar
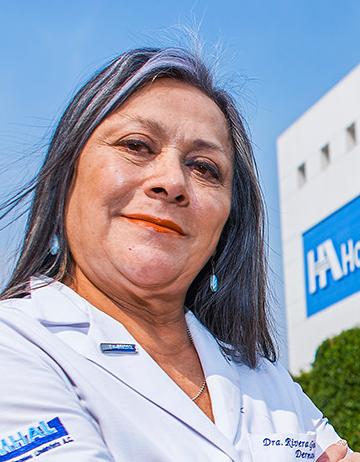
[30,277,243,461]
[30,276,90,325]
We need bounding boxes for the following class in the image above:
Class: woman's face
[65,78,233,297]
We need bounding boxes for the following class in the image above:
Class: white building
[277,64,360,374]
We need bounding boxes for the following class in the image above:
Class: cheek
[194,191,231,242]
[75,155,139,216]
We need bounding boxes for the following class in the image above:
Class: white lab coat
[0,278,340,462]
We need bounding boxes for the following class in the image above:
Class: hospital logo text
[307,238,360,294]
[0,417,73,461]
[303,195,360,317]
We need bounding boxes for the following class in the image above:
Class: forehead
[106,78,232,148]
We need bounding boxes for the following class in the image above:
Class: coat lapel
[84,307,241,461]
[31,279,242,461]
[186,311,243,444]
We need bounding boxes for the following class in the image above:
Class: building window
[346,122,357,150]
[320,144,330,169]
[297,162,306,187]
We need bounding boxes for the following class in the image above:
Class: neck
[67,267,190,354]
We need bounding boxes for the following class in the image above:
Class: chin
[122,267,182,290]
[116,252,185,288]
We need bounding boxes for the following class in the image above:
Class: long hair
[0,47,276,368]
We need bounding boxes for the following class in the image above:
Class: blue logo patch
[303,195,360,317]
[0,417,69,461]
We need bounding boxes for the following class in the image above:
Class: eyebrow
[117,114,167,137]
[190,138,226,154]
[116,114,229,155]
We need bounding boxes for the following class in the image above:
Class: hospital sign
[303,195,360,317]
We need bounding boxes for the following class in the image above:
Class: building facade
[277,64,360,374]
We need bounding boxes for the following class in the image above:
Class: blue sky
[1,0,360,359]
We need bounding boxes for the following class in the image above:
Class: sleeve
[0,317,115,462]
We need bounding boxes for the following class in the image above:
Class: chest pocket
[249,432,317,461]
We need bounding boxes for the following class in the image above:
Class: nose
[144,152,189,206]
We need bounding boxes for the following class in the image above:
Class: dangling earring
[49,234,60,256]
[209,259,219,293]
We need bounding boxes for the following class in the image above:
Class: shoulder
[252,357,295,382]
[0,296,41,330]
[0,300,113,461]
[0,296,32,310]
[230,356,324,418]
[0,297,39,334]
[0,298,53,367]
[0,296,65,367]
[232,356,298,393]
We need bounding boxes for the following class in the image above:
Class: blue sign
[303,195,360,317]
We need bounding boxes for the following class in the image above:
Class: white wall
[277,63,360,374]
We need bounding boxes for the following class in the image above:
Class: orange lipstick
[122,214,185,236]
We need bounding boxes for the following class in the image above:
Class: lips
[122,214,185,236]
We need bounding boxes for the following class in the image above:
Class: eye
[187,159,221,182]
[121,139,153,155]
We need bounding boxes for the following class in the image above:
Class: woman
[0,47,357,462]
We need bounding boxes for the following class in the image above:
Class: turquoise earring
[209,260,219,293]
[50,234,60,256]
